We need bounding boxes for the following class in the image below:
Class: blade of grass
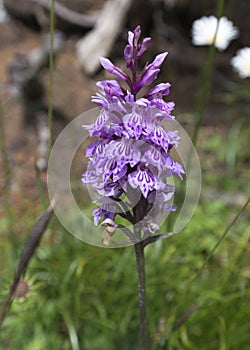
[0,99,11,192]
[62,312,80,350]
[34,162,48,210]
[192,195,250,281]
[48,0,55,152]
[0,98,15,262]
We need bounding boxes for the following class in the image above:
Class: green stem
[48,0,55,152]
[0,99,11,194]
[134,241,149,350]
[34,163,48,210]
[192,0,225,146]
[0,98,12,230]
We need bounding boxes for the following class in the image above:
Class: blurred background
[0,0,250,349]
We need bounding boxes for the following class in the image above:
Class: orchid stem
[134,241,149,350]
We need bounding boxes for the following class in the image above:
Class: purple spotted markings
[82,26,185,244]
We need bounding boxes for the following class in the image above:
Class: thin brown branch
[0,199,55,329]
[172,304,198,331]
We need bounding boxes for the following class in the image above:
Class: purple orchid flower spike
[82,25,185,244]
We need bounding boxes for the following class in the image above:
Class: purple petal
[92,208,103,225]
[128,31,134,46]
[83,110,109,136]
[123,111,144,139]
[155,185,175,203]
[96,110,109,128]
[141,145,162,171]
[92,207,115,226]
[113,164,128,182]
[103,160,116,183]
[102,159,128,184]
[148,83,171,98]
[96,80,124,98]
[106,139,141,167]
[133,25,141,44]
[124,44,134,67]
[138,37,152,58]
[150,100,175,120]
[86,140,99,157]
[162,204,176,212]
[145,125,169,153]
[99,57,130,83]
[134,68,160,91]
[128,165,156,198]
[124,93,135,103]
[151,52,168,68]
[107,124,124,138]
[91,93,108,108]
[96,139,108,156]
[134,52,168,91]
[81,169,99,184]
[99,56,114,71]
[97,181,123,197]
[171,161,185,179]
[167,130,180,147]
[118,176,128,192]
[161,154,185,179]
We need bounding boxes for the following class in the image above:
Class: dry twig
[0,200,55,329]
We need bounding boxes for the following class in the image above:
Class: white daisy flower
[191,16,239,51]
[231,47,250,78]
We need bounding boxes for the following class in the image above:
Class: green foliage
[1,189,249,349]
[0,104,249,348]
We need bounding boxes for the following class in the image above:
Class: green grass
[0,96,250,349]
[0,174,249,349]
